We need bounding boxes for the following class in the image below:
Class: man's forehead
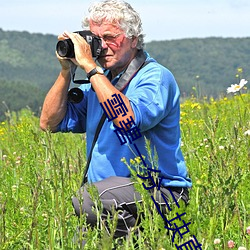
[90,20,122,33]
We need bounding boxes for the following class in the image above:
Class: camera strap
[81,50,150,186]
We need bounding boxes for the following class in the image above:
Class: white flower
[227,79,248,93]
[214,238,221,244]
[20,207,25,214]
[218,145,224,150]
[12,185,18,192]
[244,130,250,136]
[238,247,246,250]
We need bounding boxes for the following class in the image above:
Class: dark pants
[72,176,189,239]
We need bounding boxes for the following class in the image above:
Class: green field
[0,91,249,249]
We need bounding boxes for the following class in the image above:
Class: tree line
[0,28,249,120]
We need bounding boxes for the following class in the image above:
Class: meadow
[0,90,249,249]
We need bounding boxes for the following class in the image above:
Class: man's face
[89,20,138,73]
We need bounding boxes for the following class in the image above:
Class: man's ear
[131,36,139,48]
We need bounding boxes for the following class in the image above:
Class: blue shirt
[58,52,192,188]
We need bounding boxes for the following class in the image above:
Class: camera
[56,30,102,58]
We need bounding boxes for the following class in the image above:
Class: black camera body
[56,30,102,58]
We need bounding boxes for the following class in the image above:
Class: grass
[0,92,249,249]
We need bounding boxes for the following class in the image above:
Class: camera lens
[56,39,74,58]
[68,88,84,103]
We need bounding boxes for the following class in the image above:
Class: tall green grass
[0,93,249,249]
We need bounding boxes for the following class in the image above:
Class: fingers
[55,51,65,60]
[58,31,88,46]
[58,31,70,41]
[55,50,79,66]
[63,31,77,40]
[62,30,71,38]
[58,31,78,41]
[65,31,88,45]
[56,31,93,68]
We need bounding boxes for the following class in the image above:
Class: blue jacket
[58,52,192,188]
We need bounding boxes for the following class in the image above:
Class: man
[40,0,192,243]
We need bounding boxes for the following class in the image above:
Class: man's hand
[62,31,96,73]
[56,33,79,71]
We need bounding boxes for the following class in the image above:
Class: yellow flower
[237,67,243,73]
[130,159,135,165]
[196,180,202,185]
[191,103,201,109]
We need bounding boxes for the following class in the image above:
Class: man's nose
[101,38,108,49]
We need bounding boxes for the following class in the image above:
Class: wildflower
[42,213,48,221]
[237,67,243,73]
[135,156,141,164]
[196,180,202,185]
[218,145,224,150]
[120,157,126,163]
[130,159,135,165]
[189,237,197,244]
[191,103,201,109]
[228,240,235,248]
[238,247,246,250]
[12,185,18,192]
[246,226,250,235]
[244,130,250,136]
[214,238,221,244]
[227,79,248,93]
[20,207,25,214]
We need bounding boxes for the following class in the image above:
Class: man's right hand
[56,33,79,71]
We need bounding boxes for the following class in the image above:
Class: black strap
[114,49,147,92]
[81,113,106,186]
[81,50,149,185]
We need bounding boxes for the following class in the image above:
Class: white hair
[82,0,145,49]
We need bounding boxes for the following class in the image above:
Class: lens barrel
[56,31,102,58]
[68,88,84,103]
[56,39,75,58]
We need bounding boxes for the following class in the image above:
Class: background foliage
[0,28,250,120]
